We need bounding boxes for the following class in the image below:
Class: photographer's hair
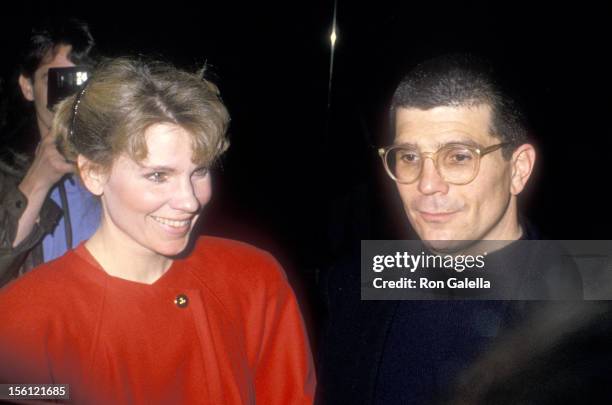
[53,57,230,171]
[19,17,96,80]
[390,54,528,159]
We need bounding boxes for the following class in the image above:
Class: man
[0,18,100,285]
[316,55,582,404]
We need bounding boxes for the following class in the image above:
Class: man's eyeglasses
[378,142,509,185]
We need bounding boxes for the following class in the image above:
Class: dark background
[1,1,610,334]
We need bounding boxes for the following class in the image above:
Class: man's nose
[417,158,449,195]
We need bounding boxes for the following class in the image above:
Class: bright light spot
[330,29,337,47]
[76,72,88,86]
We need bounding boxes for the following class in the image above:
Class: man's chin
[420,238,474,254]
[415,227,475,253]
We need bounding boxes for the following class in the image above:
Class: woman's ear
[77,155,107,196]
[510,143,536,195]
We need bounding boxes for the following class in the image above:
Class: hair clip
[69,80,90,138]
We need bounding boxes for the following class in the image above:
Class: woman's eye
[146,172,167,183]
[193,167,209,177]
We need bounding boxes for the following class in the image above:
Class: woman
[0,58,315,404]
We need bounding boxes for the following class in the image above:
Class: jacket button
[174,294,189,308]
[16,200,23,209]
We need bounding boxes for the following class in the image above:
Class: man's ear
[510,143,536,195]
[18,74,34,102]
[77,155,107,196]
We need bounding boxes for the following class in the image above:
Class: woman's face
[98,123,212,257]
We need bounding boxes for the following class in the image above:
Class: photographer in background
[0,18,100,285]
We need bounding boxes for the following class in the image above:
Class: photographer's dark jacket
[0,163,62,286]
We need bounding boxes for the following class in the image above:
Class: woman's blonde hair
[54,57,229,170]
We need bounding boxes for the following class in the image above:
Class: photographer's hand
[13,135,75,247]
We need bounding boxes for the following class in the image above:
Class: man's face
[19,44,74,137]
[394,105,520,249]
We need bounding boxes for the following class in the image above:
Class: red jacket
[0,236,315,404]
